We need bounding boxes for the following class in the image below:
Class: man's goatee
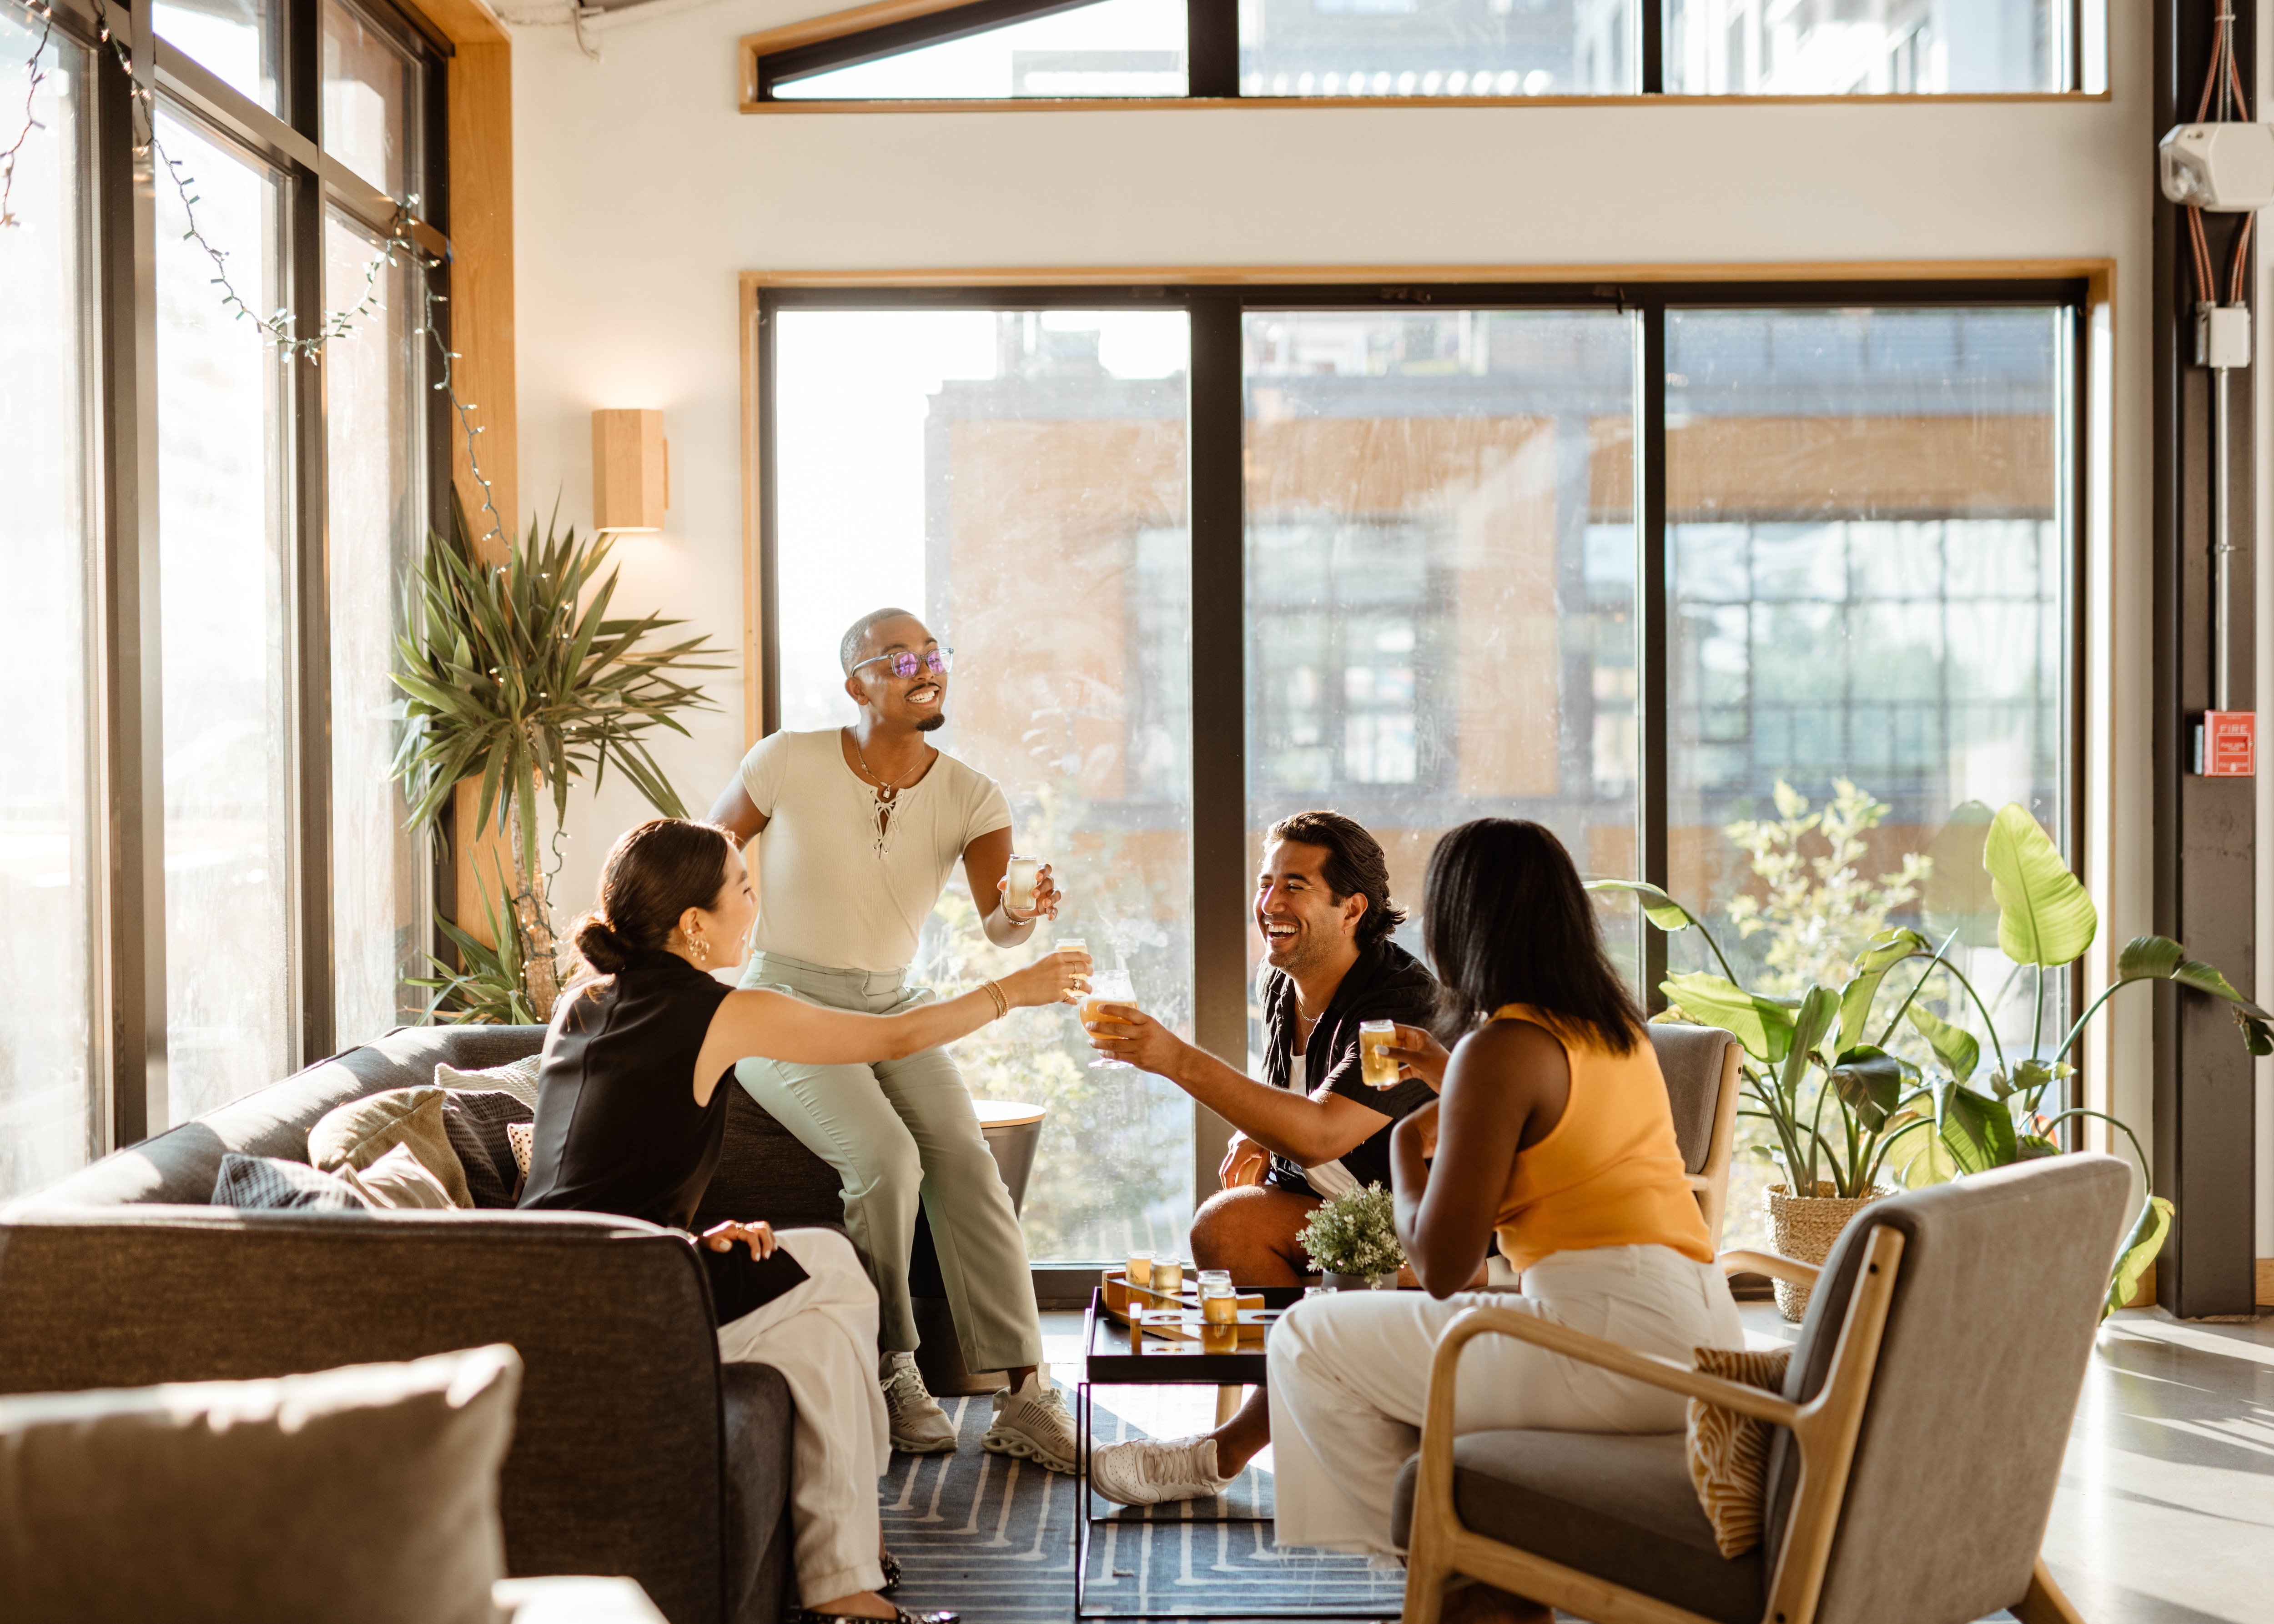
[916,711,947,733]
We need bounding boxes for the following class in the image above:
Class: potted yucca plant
[391,495,726,1021]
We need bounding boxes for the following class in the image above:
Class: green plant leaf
[1984,803,2097,967]
[1780,985,1841,1094]
[1906,1003,1980,1084]
[1585,879,1697,933]
[1935,1079,2019,1175]
[1838,927,1926,1053]
[2104,1196,2174,1319]
[1829,1045,1906,1132]
[1661,972,1796,1065]
[1922,800,2001,948]
[1883,1107,1958,1187]
[2115,936,2186,980]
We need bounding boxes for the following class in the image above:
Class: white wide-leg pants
[1266,1243,1745,1558]
[714,1228,894,1604]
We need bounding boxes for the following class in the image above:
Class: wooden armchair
[1392,1154,2131,1624]
[1646,1024,1743,1249]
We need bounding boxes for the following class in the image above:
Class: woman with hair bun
[521,817,1087,1624]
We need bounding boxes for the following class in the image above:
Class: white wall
[508,0,2159,1148]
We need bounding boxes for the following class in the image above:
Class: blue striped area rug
[880,1389,1408,1622]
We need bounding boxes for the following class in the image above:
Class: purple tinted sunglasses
[853,647,954,679]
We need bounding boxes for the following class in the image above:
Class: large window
[0,10,100,1202]
[326,211,427,1048]
[155,108,297,1123]
[1243,308,1639,1010]
[743,0,2095,104]
[0,0,443,1182]
[759,282,2078,1262]
[772,307,1197,1262]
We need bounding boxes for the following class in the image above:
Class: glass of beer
[1152,1256,1184,1297]
[1006,853,1041,913]
[1127,1249,1153,1290]
[1197,1268,1231,1294]
[1085,970,1136,1069]
[1358,1019,1400,1088]
[1200,1279,1238,1325]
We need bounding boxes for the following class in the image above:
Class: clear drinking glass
[1127,1248,1154,1288]
[1358,1018,1400,1088]
[1084,970,1137,1069]
[1005,852,1041,912]
[1201,1280,1238,1325]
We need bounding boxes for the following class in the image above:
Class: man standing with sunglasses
[706,607,1080,1475]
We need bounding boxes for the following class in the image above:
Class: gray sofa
[0,1023,854,1624]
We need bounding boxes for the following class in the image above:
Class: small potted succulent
[1297,1182,1405,1289]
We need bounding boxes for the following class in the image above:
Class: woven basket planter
[1765,1182,1894,1322]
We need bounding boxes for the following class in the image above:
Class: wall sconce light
[592,408,668,533]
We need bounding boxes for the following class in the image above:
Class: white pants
[1266,1244,1745,1558]
[715,1228,893,1604]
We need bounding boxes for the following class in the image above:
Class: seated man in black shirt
[1081,809,1441,1505]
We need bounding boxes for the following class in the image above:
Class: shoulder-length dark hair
[1423,818,1644,1055]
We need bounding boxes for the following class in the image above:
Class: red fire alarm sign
[2196,710,2257,776]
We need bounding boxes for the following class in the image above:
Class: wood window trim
[736,0,2110,112]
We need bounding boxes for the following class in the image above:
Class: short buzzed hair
[841,607,917,675]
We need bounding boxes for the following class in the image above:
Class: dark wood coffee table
[1073,1286,1400,1621]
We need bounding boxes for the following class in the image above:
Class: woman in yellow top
[1266,819,1743,1615]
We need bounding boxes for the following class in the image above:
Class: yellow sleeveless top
[1489,1004,1714,1274]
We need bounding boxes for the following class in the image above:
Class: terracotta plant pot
[1765,1182,1892,1322]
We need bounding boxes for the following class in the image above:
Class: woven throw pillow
[0,1345,521,1624]
[338,1143,457,1210]
[212,1153,372,1212]
[443,1090,535,1209]
[1685,1345,1792,1557]
[436,1053,543,1111]
[507,1121,534,1181]
[309,1086,472,1208]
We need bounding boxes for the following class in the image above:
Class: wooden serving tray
[1099,1269,1268,1342]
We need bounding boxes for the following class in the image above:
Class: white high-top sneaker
[981,1366,1078,1474]
[880,1352,959,1454]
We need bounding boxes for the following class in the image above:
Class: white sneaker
[1089,1434,1232,1506]
[982,1368,1078,1474]
[881,1352,959,1454]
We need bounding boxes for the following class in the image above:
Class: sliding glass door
[763,282,2078,1262]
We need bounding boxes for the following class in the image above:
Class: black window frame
[755,275,2091,1230]
[745,0,2093,105]
[40,0,453,1149]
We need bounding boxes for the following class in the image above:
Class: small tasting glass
[1006,853,1041,912]
[1358,1019,1400,1088]
[1197,1269,1231,1292]
[1201,1281,1238,1325]
[1127,1249,1153,1288]
[1085,970,1137,1070]
[1152,1257,1185,1296]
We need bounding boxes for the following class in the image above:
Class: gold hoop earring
[694,938,710,964]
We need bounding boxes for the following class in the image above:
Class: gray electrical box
[2196,304,2253,369]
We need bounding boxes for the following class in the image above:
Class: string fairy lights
[3,0,505,550]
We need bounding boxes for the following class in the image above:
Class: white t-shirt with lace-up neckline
[737,728,1011,973]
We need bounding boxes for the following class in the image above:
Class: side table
[1074,1286,1401,1622]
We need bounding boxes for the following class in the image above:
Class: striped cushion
[211,1154,371,1212]
[1685,1346,1791,1557]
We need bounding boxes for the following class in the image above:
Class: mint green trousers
[735,950,1044,1372]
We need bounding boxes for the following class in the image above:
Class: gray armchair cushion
[719,1361,797,1622]
[1644,1023,1733,1175]
[1391,1432,1763,1624]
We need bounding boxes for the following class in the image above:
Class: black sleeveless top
[518,947,806,1323]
